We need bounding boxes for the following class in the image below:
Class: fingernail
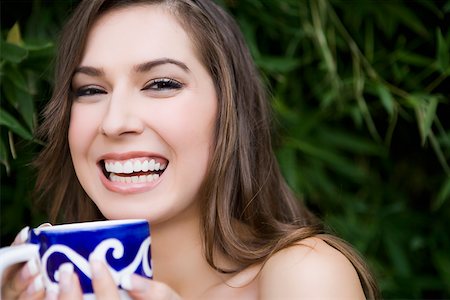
[21,259,39,280]
[26,274,44,295]
[120,274,133,290]
[38,222,52,228]
[14,226,30,244]
[58,263,74,293]
[45,289,59,300]
[90,259,104,279]
[120,274,147,292]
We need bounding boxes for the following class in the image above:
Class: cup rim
[33,219,148,233]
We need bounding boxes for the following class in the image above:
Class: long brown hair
[35,0,379,298]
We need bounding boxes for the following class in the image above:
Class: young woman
[3,0,379,299]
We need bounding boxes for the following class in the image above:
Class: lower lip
[98,166,163,194]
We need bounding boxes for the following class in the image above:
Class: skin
[3,5,366,300]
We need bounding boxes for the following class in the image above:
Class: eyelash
[75,87,106,98]
[74,78,183,98]
[143,78,183,91]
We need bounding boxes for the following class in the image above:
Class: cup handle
[0,244,40,294]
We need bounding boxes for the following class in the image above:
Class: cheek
[160,96,216,153]
[68,104,101,157]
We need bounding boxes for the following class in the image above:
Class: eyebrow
[73,58,190,77]
[134,58,190,73]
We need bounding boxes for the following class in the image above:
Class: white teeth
[134,161,142,172]
[109,173,160,183]
[148,159,155,171]
[142,160,149,172]
[105,159,166,173]
[123,161,133,174]
[114,162,123,173]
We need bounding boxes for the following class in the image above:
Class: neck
[150,206,223,298]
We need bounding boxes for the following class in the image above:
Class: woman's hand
[1,225,50,300]
[56,260,182,300]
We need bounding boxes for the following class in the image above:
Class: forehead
[80,4,197,66]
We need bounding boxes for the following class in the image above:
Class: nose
[99,90,144,137]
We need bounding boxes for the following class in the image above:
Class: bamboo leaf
[383,3,428,37]
[276,145,300,191]
[287,138,367,182]
[0,109,33,140]
[376,82,395,116]
[384,231,411,277]
[6,23,23,46]
[396,50,434,67]
[4,65,28,91]
[432,176,450,210]
[2,75,35,130]
[421,97,439,145]
[436,28,449,73]
[0,41,28,63]
[256,56,301,73]
[410,95,439,145]
[318,128,387,156]
[0,138,10,175]
[432,251,450,292]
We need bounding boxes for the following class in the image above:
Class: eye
[143,78,183,91]
[74,86,107,97]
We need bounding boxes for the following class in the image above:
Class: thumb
[121,274,181,300]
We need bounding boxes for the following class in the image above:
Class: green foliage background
[1,0,449,298]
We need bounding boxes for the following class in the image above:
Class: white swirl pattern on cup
[41,237,152,292]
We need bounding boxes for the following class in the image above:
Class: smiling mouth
[100,157,168,184]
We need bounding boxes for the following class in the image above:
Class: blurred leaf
[23,42,54,52]
[6,23,23,46]
[287,138,367,182]
[420,97,438,145]
[2,71,35,130]
[445,1,450,13]
[432,176,450,210]
[0,109,33,140]
[256,56,301,73]
[395,50,434,67]
[436,28,449,73]
[432,251,450,292]
[383,3,428,37]
[4,65,28,91]
[0,139,10,174]
[0,41,28,63]
[384,231,411,277]
[276,145,300,192]
[409,95,439,145]
[375,82,395,116]
[318,128,387,156]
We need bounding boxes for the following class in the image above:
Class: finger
[121,274,181,300]
[17,275,45,300]
[12,226,30,246]
[57,263,83,300]
[90,260,120,300]
[2,259,41,299]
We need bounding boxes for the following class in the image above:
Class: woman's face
[68,5,217,224]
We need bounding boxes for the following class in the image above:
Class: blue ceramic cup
[0,219,152,299]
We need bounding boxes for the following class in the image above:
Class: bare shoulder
[258,237,366,300]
